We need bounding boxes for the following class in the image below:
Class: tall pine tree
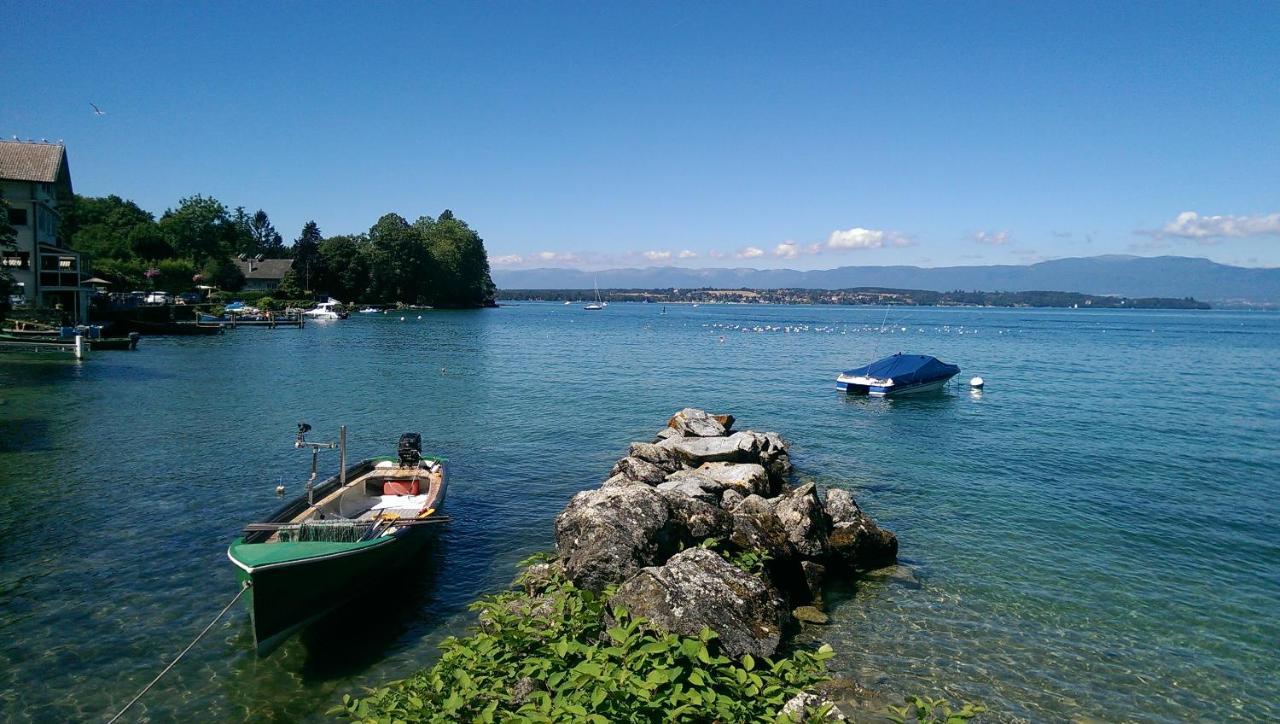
[291,221,324,292]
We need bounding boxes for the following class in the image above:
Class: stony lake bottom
[0,303,1276,722]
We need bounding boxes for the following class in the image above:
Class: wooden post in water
[73,335,85,360]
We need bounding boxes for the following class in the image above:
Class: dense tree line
[61,194,495,307]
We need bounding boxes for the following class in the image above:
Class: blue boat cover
[842,353,960,386]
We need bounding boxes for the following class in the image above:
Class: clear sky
[5,1,1278,269]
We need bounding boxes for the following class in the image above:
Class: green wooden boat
[227,429,448,655]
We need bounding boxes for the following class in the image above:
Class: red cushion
[382,480,419,495]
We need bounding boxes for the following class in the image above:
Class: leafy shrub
[336,561,833,722]
[887,695,986,723]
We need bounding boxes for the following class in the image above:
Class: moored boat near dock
[227,426,448,655]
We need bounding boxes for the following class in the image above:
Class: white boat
[358,307,380,314]
[584,278,604,311]
[303,300,348,320]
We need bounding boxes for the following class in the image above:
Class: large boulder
[609,548,787,658]
[729,497,796,563]
[664,431,762,465]
[721,488,745,512]
[695,462,770,496]
[667,408,727,437]
[609,456,666,485]
[823,487,898,570]
[627,441,683,473]
[554,486,675,592]
[658,490,732,541]
[774,483,828,559]
[656,471,723,503]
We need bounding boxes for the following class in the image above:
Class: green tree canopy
[65,195,160,261]
[248,210,286,257]
[317,234,370,302]
[291,221,324,291]
[159,195,245,264]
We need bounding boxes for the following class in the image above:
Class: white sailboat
[584,277,604,310]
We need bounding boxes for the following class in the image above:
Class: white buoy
[970,376,984,388]
[400,316,405,321]
[417,315,422,320]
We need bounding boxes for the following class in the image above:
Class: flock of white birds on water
[702,322,1004,336]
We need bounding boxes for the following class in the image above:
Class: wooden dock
[0,334,89,359]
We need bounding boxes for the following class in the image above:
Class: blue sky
[5,1,1278,269]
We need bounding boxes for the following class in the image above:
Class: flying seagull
[90,103,106,116]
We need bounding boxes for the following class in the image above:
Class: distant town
[498,287,1212,309]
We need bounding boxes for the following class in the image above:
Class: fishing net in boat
[275,519,371,543]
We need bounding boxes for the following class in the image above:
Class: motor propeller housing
[397,432,422,466]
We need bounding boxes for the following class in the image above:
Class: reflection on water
[1,304,1277,721]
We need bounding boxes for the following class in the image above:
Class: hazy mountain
[493,255,1280,303]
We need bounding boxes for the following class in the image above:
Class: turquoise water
[1,304,1276,722]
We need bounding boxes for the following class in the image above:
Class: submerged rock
[609,548,787,658]
[792,605,830,625]
[667,407,728,437]
[554,485,675,592]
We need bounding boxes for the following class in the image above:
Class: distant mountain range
[493,255,1280,303]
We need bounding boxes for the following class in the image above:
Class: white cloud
[826,227,887,249]
[1153,211,1280,241]
[643,250,672,261]
[677,249,697,259]
[774,242,800,258]
[535,251,579,264]
[738,246,765,259]
[971,230,1011,246]
[491,254,524,266]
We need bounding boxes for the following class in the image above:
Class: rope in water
[107,583,250,724]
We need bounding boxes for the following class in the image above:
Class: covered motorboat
[836,353,960,397]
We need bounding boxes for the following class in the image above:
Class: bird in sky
[90,103,106,116]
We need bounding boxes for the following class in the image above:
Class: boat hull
[229,526,439,655]
[837,373,957,397]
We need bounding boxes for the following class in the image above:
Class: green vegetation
[0,192,16,323]
[61,194,496,307]
[336,558,834,723]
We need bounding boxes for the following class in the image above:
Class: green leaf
[742,653,755,671]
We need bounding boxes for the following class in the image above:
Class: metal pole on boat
[339,425,347,485]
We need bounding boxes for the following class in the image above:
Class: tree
[248,210,285,257]
[417,209,495,307]
[65,194,162,261]
[317,234,371,301]
[159,195,243,264]
[0,192,17,322]
[202,256,246,292]
[275,269,305,299]
[128,224,174,260]
[291,221,323,291]
[366,213,428,304]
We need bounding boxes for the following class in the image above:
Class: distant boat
[660,306,667,315]
[358,307,380,314]
[303,299,348,320]
[563,301,572,305]
[584,278,604,311]
[228,427,448,655]
[836,353,960,397]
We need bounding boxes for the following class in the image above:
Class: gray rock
[627,441,682,473]
[609,548,787,658]
[721,488,745,512]
[667,431,761,465]
[667,407,727,437]
[609,456,667,485]
[554,486,675,592]
[800,560,826,603]
[656,472,722,503]
[659,490,732,541]
[729,507,796,563]
[601,472,645,489]
[774,483,828,559]
[779,692,847,721]
[827,515,898,570]
[695,461,770,496]
[735,493,775,518]
[824,488,861,524]
[653,427,681,443]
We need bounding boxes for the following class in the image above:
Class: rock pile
[553,408,898,660]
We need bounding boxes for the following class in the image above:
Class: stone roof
[0,140,68,183]
[233,258,294,280]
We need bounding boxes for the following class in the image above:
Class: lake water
[1,303,1276,722]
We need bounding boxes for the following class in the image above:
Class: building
[232,257,294,292]
[0,139,88,321]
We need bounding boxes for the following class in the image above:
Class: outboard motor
[397,432,422,467]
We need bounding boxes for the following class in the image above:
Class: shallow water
[1,304,1276,721]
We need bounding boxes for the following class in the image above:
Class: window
[2,252,30,269]
[7,208,27,226]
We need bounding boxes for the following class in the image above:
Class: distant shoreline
[498,287,1212,310]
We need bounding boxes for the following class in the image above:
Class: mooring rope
[107,583,250,724]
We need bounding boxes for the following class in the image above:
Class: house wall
[3,177,82,319]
